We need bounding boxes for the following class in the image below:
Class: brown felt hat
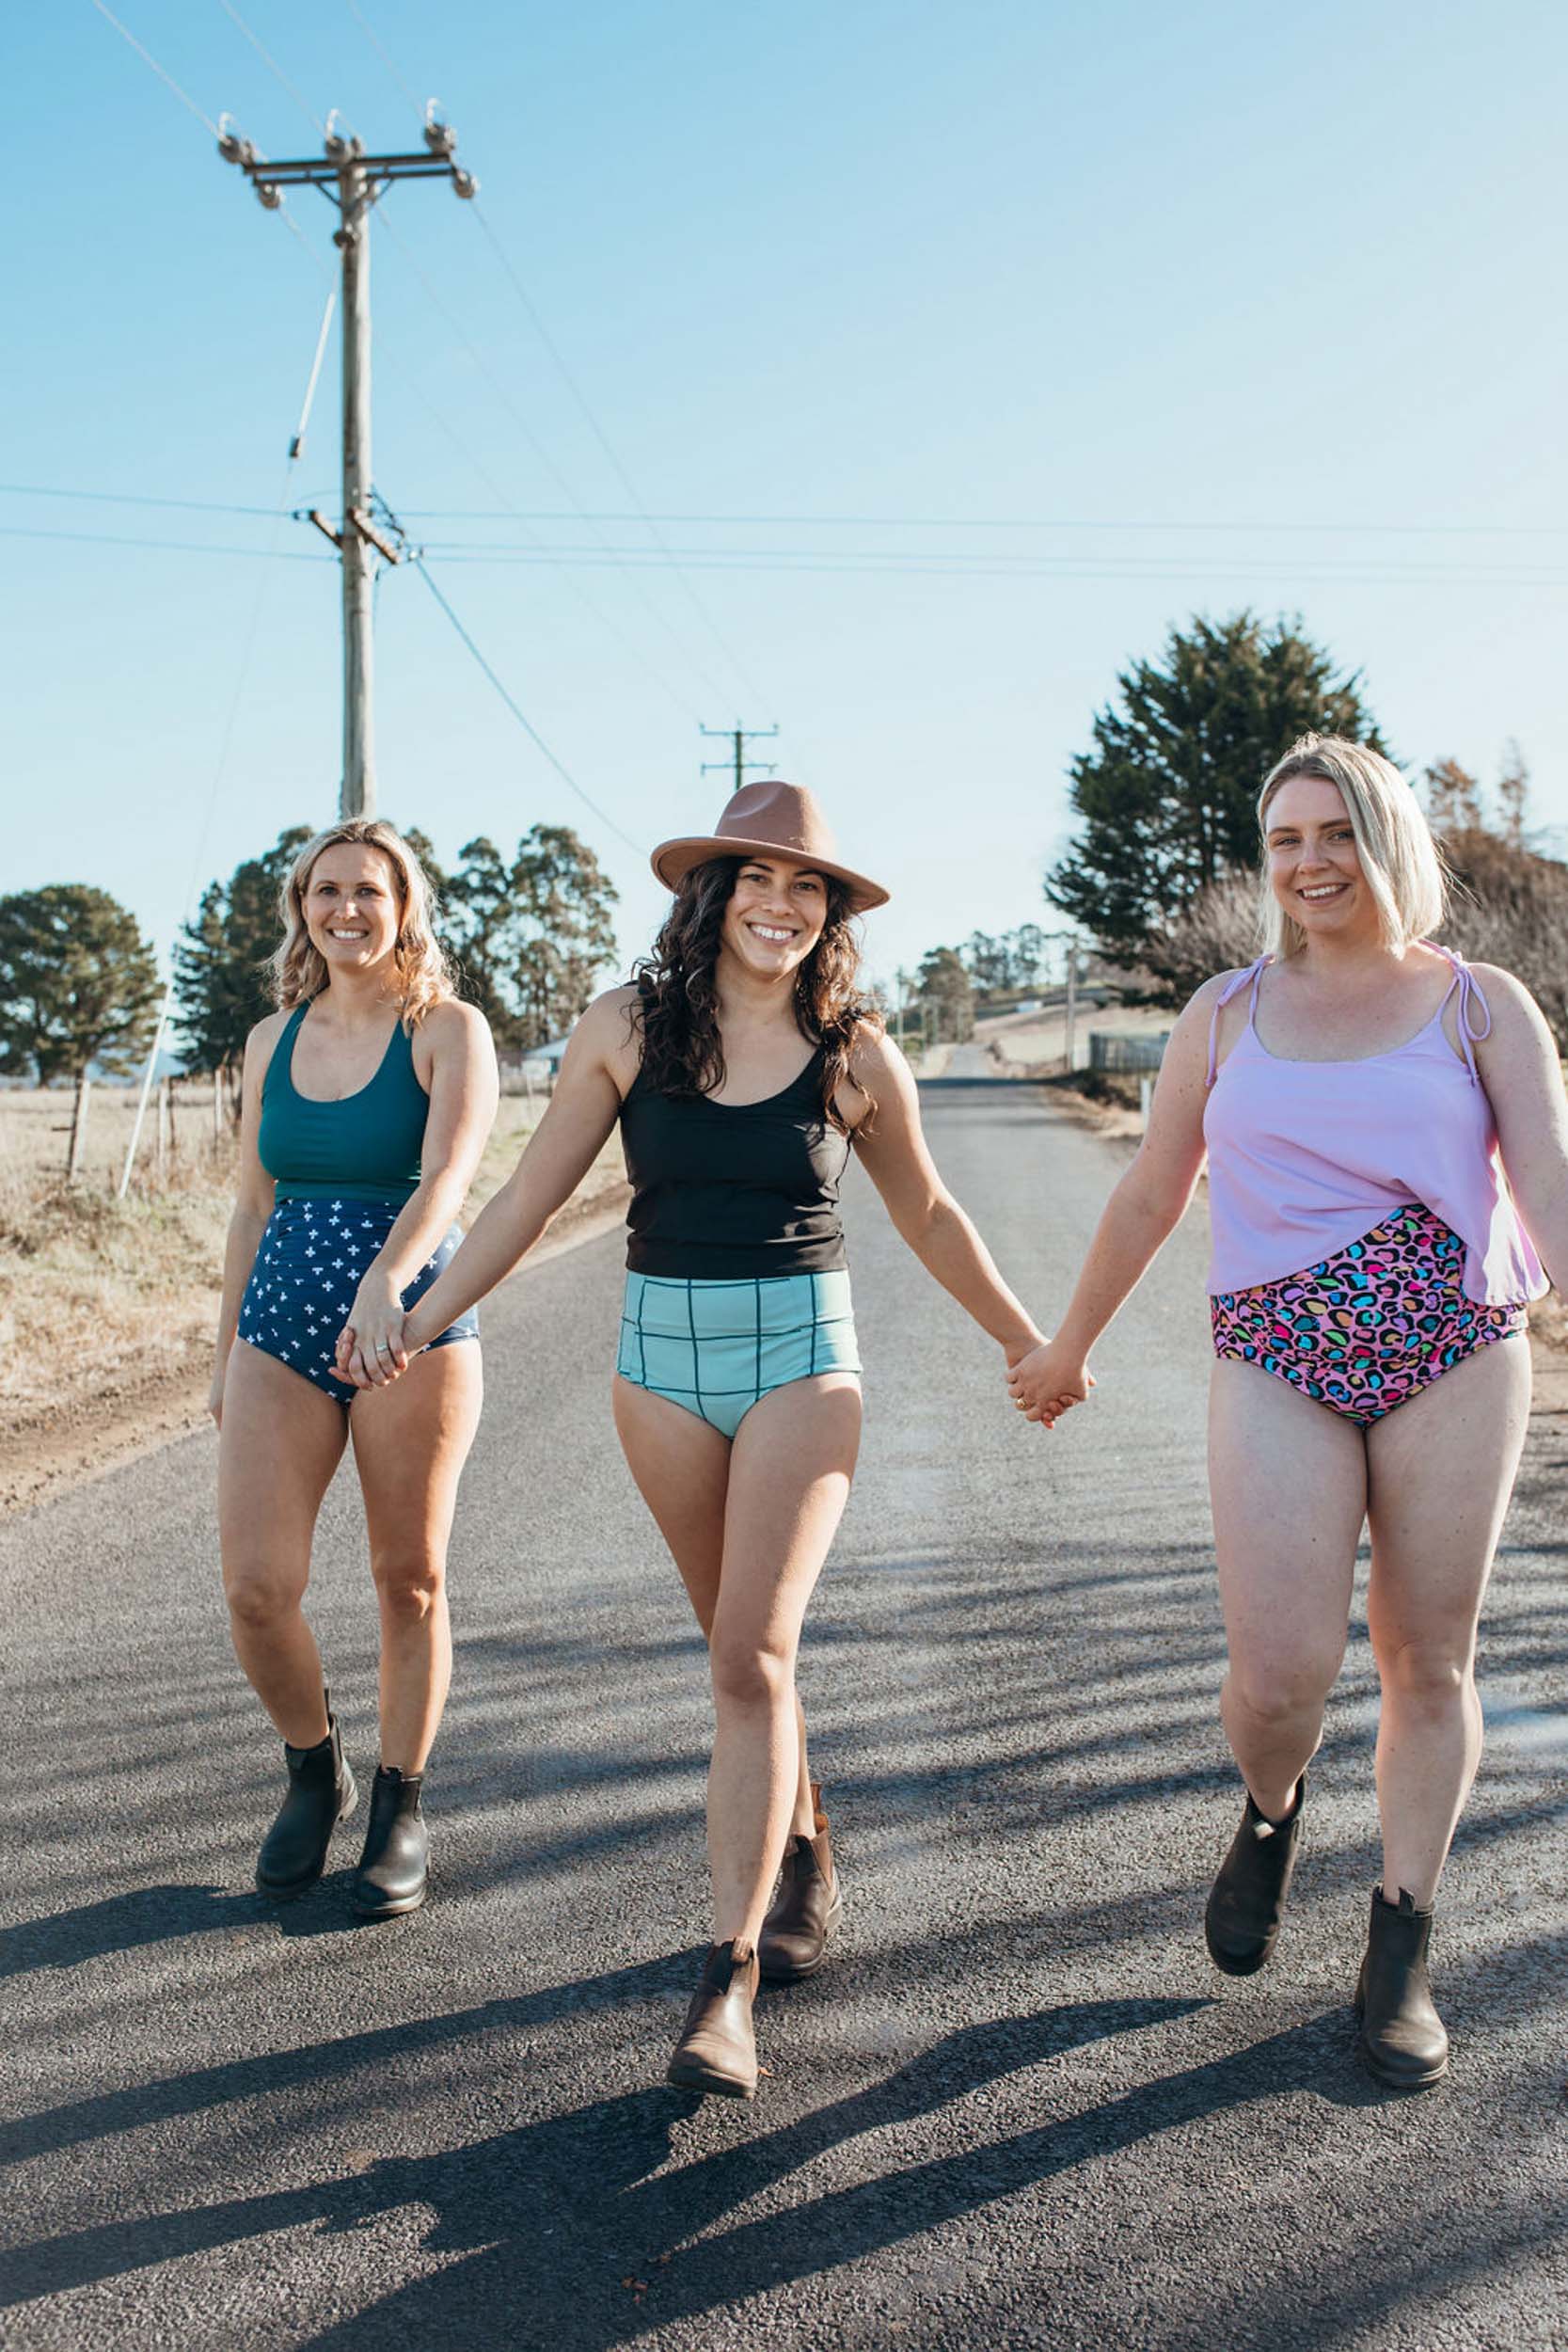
[650,779,890,914]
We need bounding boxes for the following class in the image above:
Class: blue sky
[7,0,1566,998]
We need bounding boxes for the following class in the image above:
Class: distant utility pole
[701,723,779,799]
[218,107,477,819]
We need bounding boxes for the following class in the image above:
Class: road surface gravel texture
[2,1083,1565,2351]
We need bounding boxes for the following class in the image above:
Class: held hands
[1006,1337,1096,1430]
[335,1274,411,1391]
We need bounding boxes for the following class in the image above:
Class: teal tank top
[259,1001,429,1204]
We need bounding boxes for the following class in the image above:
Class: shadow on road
[20,1984,1554,2349]
[6,1996,1212,2328]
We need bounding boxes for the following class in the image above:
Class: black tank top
[620,1043,850,1279]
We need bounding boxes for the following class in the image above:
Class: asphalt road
[3,1082,1566,2351]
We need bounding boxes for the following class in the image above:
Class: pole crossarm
[238,151,465,184]
[701,722,780,796]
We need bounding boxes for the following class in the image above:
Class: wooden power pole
[218,109,477,818]
[701,723,780,798]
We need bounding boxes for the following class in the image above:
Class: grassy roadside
[0,1099,627,1515]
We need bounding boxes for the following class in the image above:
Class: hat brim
[649,834,890,914]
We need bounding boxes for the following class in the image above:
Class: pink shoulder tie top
[1202,945,1546,1305]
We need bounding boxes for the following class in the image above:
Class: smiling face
[301,842,403,978]
[1263,775,1376,943]
[719,855,831,981]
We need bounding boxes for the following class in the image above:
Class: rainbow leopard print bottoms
[1210,1201,1528,1426]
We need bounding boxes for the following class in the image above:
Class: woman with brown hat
[346,780,1045,2097]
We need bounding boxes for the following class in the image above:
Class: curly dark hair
[630,856,880,1132]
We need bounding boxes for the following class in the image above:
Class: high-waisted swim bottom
[615,1268,861,1439]
[238,1197,478,1406]
[1210,1200,1527,1427]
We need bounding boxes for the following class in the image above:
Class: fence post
[66,1073,92,1181]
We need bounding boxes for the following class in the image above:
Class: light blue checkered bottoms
[616,1269,861,1438]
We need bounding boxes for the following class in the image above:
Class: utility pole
[701,723,779,798]
[218,107,477,818]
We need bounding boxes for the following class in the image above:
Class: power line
[471,202,775,717]
[11,483,1568,551]
[12,522,1565,589]
[214,0,324,134]
[121,290,339,1193]
[409,548,1568,589]
[87,1,327,267]
[333,0,775,726]
[88,0,219,135]
[413,556,647,856]
[413,538,1568,579]
[400,507,1568,540]
[364,270,710,727]
[0,484,315,517]
[0,524,331,561]
[374,204,734,718]
[343,0,426,123]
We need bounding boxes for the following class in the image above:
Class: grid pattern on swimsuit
[1210,1201,1527,1427]
[238,1198,477,1405]
[616,1269,860,1439]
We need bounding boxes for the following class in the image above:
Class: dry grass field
[0,1089,626,1508]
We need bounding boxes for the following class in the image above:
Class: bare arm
[209,1016,283,1426]
[1007,977,1220,1423]
[337,1000,499,1385]
[372,989,633,1367]
[848,1028,1042,1361]
[1473,965,1568,1290]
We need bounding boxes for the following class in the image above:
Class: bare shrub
[1437,828,1568,1054]
[1138,875,1261,1008]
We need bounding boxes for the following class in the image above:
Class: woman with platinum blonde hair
[211,818,498,1921]
[1010,735,1565,2090]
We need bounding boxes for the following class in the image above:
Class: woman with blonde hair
[211,818,497,1919]
[1011,736,1564,2088]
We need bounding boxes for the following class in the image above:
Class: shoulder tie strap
[1425,942,1488,1085]
[1206,957,1270,1088]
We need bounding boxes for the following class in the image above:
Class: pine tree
[1045,613,1384,967]
[176,826,314,1073]
[0,885,161,1171]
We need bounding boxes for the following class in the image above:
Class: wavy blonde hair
[267,818,456,1028]
[1257,735,1447,960]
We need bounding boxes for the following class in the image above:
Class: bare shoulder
[559,984,642,1084]
[847,1016,910,1095]
[576,983,641,1050]
[1469,961,1541,1018]
[420,997,493,1052]
[1185,966,1252,1017]
[243,1006,291,1072]
[584,981,641,1025]
[1468,962,1559,1053]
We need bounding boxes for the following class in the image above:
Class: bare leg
[791,1692,816,1837]
[1365,1334,1531,1904]
[612,1375,732,1638]
[614,1374,860,1944]
[1208,1360,1367,1818]
[218,1341,348,1746]
[350,1342,484,1776]
[709,1377,861,1945]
